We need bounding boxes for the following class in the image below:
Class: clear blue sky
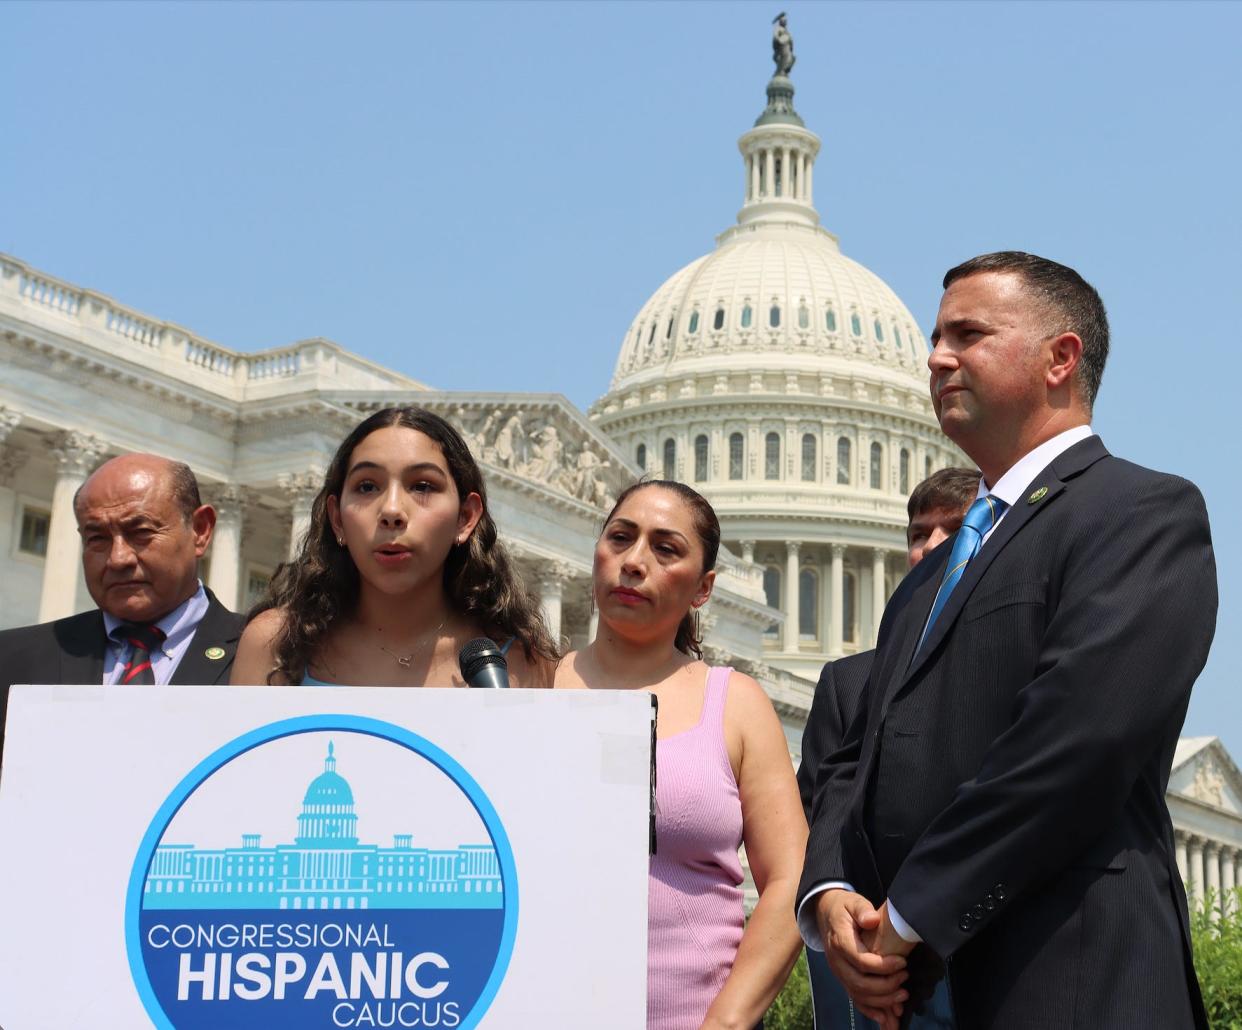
[3,1,1239,751]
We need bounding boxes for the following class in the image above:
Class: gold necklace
[376,618,447,668]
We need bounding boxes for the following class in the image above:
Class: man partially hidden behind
[0,453,244,754]
[798,467,980,1030]
[798,252,1216,1030]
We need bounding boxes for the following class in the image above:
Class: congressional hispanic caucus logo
[125,716,518,1030]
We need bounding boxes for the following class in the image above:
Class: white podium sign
[0,685,653,1029]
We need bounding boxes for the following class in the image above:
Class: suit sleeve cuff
[887,898,923,943]
[796,881,855,951]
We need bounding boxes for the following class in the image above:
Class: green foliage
[766,951,813,1030]
[1191,887,1242,1029]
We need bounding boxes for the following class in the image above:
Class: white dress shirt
[102,581,211,686]
[798,425,1097,949]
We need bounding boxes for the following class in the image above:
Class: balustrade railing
[19,271,81,316]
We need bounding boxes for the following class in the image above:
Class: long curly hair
[254,406,559,683]
[600,479,721,659]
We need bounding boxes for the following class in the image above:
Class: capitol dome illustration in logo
[126,716,517,1030]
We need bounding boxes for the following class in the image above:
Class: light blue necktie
[915,493,1009,655]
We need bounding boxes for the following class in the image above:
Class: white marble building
[1,47,1237,895]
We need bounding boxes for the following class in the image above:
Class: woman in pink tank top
[555,481,807,1029]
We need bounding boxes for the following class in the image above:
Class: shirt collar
[979,425,1096,507]
[103,581,209,650]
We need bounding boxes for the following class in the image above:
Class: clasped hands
[815,888,916,1030]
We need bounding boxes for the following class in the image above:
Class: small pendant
[397,655,412,668]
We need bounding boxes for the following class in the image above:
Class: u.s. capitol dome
[592,68,964,680]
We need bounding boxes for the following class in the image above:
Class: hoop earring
[694,609,700,640]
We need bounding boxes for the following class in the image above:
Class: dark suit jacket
[0,589,244,758]
[798,436,1217,1030]
[798,650,875,821]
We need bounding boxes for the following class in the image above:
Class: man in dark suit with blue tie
[797,252,1217,1030]
[798,467,979,1030]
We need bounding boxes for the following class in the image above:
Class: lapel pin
[204,646,226,660]
[1027,486,1048,505]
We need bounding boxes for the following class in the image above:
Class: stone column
[872,548,888,644]
[829,544,845,656]
[764,149,774,198]
[799,152,808,201]
[1175,831,1189,886]
[38,431,106,622]
[1205,841,1221,918]
[782,147,792,197]
[204,484,244,611]
[739,540,756,565]
[539,562,573,643]
[782,541,800,651]
[279,472,320,561]
[1188,835,1205,905]
[1222,848,1237,916]
[805,157,814,206]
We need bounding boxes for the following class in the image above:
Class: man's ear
[1046,331,1083,391]
[457,492,484,545]
[191,504,217,558]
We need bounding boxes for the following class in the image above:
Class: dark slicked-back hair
[943,251,1109,408]
[601,479,721,659]
[907,467,981,521]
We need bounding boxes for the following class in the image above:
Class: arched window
[900,448,911,495]
[801,433,816,481]
[850,312,862,336]
[925,455,933,479]
[729,432,745,480]
[636,443,647,471]
[798,304,810,329]
[893,326,902,348]
[765,432,781,480]
[741,304,753,328]
[799,568,818,639]
[826,308,837,332]
[874,319,884,342]
[713,306,725,331]
[648,323,657,346]
[837,437,852,485]
[769,305,781,328]
[694,434,709,482]
[843,571,856,643]
[763,566,781,636]
[663,438,676,481]
[666,317,674,339]
[688,311,699,334]
[870,442,883,490]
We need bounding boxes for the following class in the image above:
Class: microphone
[458,637,510,689]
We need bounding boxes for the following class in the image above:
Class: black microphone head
[459,637,507,683]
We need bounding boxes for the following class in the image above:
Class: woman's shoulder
[719,667,778,723]
[241,606,287,643]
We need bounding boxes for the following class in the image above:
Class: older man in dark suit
[798,467,979,1030]
[0,453,244,755]
[798,252,1216,1030]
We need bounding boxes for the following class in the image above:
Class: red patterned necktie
[114,622,167,685]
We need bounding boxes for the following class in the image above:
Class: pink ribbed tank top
[648,666,744,1030]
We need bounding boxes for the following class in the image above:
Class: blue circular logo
[126,716,518,1030]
